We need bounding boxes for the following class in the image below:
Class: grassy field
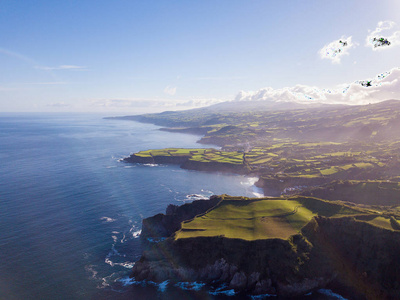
[129,137,397,182]
[367,216,393,230]
[175,196,364,241]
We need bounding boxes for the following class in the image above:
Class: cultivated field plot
[134,148,209,157]
[175,196,363,241]
[133,148,245,164]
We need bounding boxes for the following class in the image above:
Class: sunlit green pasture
[175,196,363,241]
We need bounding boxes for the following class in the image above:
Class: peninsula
[112,99,400,298]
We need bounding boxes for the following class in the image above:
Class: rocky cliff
[132,198,400,299]
[141,196,221,238]
[123,154,250,174]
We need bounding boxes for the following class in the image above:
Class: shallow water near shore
[0,113,344,299]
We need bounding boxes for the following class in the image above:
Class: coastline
[131,195,400,298]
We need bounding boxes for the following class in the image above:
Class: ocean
[0,113,345,300]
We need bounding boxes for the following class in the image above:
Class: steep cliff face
[123,154,250,174]
[132,234,334,297]
[123,154,189,165]
[132,198,400,298]
[302,216,400,299]
[141,196,221,238]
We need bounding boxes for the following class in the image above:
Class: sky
[1,0,400,113]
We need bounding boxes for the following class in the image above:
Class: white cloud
[233,67,400,105]
[318,36,356,64]
[35,65,87,71]
[177,98,226,107]
[191,76,245,81]
[366,21,400,50]
[163,86,177,95]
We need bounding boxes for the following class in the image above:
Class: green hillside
[175,196,365,240]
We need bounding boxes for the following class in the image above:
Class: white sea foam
[146,237,166,243]
[121,224,141,241]
[100,217,116,223]
[209,288,236,296]
[252,191,264,198]
[240,176,264,197]
[209,284,236,296]
[120,233,126,243]
[143,163,159,167]
[123,278,171,291]
[176,190,214,202]
[241,176,259,187]
[119,277,138,286]
[175,281,205,291]
[105,258,134,269]
[85,265,98,280]
[317,289,348,299]
[105,257,114,267]
[86,264,121,289]
[251,294,277,299]
[158,280,169,292]
[132,229,141,238]
[185,194,207,201]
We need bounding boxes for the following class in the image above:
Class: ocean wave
[100,217,116,223]
[176,190,214,202]
[85,264,120,289]
[105,258,134,269]
[175,281,205,291]
[132,229,141,238]
[143,163,159,167]
[119,277,138,286]
[185,194,208,201]
[209,284,236,296]
[240,176,259,187]
[317,289,348,299]
[119,277,169,291]
[239,176,265,197]
[252,191,264,198]
[146,237,166,243]
[158,280,169,292]
[251,294,277,299]
[85,264,98,281]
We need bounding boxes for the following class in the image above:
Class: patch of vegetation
[175,196,365,241]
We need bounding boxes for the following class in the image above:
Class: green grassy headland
[175,196,372,241]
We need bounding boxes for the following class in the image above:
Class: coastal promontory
[132,195,400,298]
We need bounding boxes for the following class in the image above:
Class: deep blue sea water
[0,114,345,300]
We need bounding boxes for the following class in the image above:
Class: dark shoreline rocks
[141,196,221,239]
